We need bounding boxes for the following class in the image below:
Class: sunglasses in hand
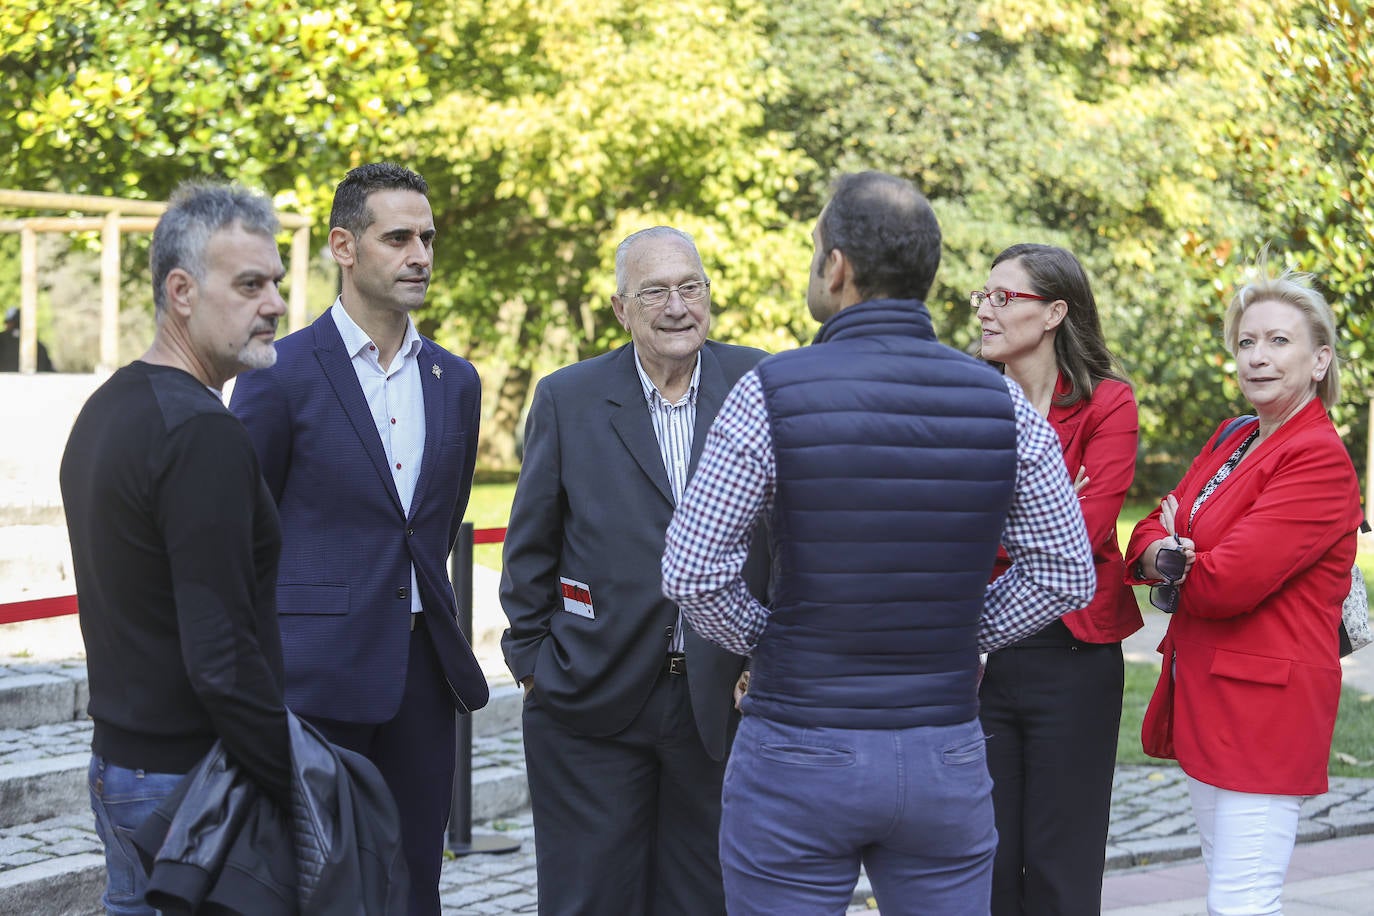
[1150,537,1187,614]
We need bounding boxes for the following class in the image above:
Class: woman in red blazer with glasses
[1127,262,1361,915]
[974,243,1142,916]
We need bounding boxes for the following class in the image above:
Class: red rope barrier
[0,528,508,624]
[0,594,79,625]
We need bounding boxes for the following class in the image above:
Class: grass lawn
[466,481,517,570]
[1117,660,1374,779]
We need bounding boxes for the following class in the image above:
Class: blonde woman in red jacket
[975,244,1143,915]
[1127,263,1361,915]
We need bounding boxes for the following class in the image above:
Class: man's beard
[237,338,278,371]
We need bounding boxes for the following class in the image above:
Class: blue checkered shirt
[662,370,1096,656]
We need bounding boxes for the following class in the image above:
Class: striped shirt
[633,348,701,654]
[661,371,1096,656]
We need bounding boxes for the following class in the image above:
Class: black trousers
[308,616,455,916]
[522,667,727,916]
[978,626,1125,916]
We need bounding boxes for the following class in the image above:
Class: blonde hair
[1224,260,1340,407]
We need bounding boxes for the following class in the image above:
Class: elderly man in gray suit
[501,226,769,915]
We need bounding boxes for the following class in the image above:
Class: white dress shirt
[331,299,426,613]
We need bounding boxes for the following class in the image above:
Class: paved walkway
[1101,833,1374,914]
[6,608,1374,912]
[434,763,1374,915]
[5,720,1372,914]
[435,609,1374,913]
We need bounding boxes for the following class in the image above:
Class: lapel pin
[432,364,442,379]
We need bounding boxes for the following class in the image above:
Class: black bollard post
[447,521,521,855]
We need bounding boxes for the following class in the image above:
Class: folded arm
[981,379,1097,651]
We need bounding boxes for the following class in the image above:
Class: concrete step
[469,724,530,822]
[0,663,87,730]
[0,815,104,916]
[0,728,529,916]
[0,719,90,829]
[474,683,522,739]
[0,672,524,831]
[0,660,528,916]
[0,662,518,734]
[0,725,527,831]
[0,659,517,736]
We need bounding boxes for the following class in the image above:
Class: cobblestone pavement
[0,659,87,684]
[470,730,525,779]
[0,661,85,678]
[0,661,86,677]
[440,813,538,915]
[0,815,103,872]
[1106,765,1374,869]
[433,764,1374,914]
[0,718,88,767]
[6,657,1374,912]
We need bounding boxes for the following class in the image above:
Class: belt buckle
[667,654,687,676]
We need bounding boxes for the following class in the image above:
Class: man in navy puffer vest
[663,171,1096,915]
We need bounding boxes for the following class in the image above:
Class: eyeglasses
[629,280,711,309]
[1150,538,1187,614]
[970,289,1051,310]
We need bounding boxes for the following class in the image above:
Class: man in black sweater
[60,182,291,916]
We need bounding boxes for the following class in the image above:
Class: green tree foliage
[1,1,814,466]
[1,0,428,206]
[3,0,1369,484]
[411,0,815,351]
[404,0,814,464]
[1235,1,1374,431]
[0,0,433,358]
[763,0,1288,493]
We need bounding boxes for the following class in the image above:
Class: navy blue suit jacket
[230,311,488,723]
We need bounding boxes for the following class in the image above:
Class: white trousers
[1186,775,1303,915]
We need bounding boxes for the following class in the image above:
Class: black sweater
[60,361,291,806]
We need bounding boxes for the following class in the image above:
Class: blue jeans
[88,755,184,916]
[720,716,997,915]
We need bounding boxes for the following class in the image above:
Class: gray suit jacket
[500,340,769,760]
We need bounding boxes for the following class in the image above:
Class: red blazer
[1126,399,1361,795]
[992,376,1142,643]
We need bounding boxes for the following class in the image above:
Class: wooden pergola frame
[0,189,312,374]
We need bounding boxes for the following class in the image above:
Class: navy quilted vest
[749,299,1018,728]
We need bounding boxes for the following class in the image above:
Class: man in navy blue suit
[231,162,488,916]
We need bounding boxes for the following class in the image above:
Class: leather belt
[665,653,686,676]
[410,613,424,632]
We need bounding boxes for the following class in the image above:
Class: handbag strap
[1211,415,1256,451]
